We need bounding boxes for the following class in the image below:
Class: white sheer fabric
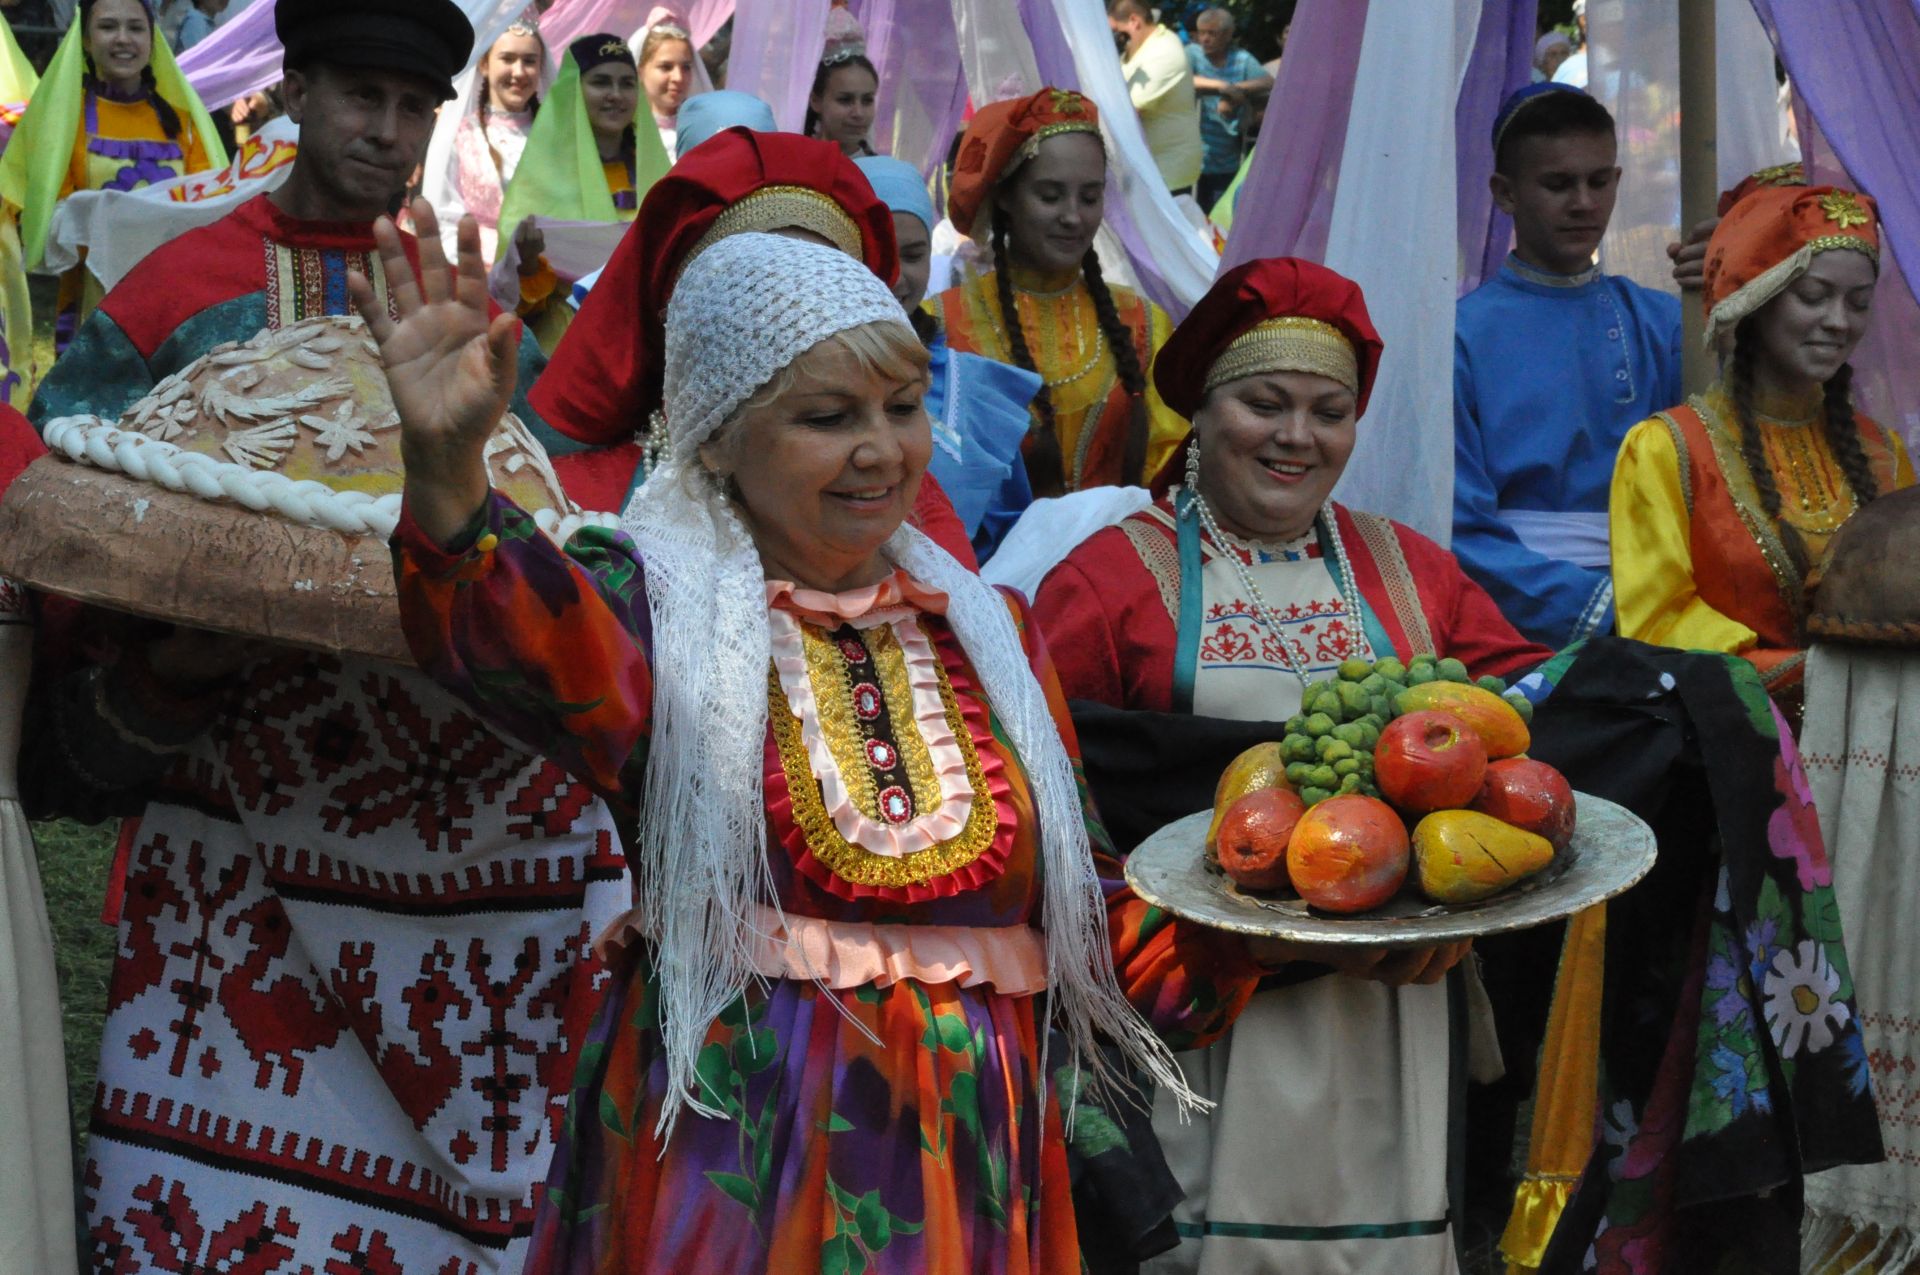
[1588,0,1793,299]
[1587,0,1681,294]
[44,116,299,290]
[728,0,831,131]
[1321,0,1476,547]
[1715,0,1796,190]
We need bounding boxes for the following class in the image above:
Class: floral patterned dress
[392,493,1262,1274]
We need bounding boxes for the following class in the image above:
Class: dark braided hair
[1728,324,1813,577]
[990,203,1064,496]
[80,0,181,141]
[1081,246,1151,486]
[1820,363,1881,509]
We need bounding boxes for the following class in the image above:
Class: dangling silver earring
[1183,436,1201,494]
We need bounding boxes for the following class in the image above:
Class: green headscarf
[0,8,227,267]
[497,36,669,234]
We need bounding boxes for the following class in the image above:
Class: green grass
[32,817,119,1143]
[26,273,115,1146]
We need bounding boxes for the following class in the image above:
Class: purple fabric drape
[726,0,831,132]
[1219,0,1369,270]
[174,0,280,108]
[1749,0,1920,446]
[1455,0,1537,293]
[544,0,735,54]
[855,0,965,171]
[174,0,736,113]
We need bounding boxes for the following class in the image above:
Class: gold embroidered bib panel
[766,607,1013,902]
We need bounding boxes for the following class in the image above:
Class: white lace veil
[618,233,1195,1138]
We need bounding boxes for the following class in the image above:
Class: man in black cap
[24,4,626,1271]
[32,0,571,460]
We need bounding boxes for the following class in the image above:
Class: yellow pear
[1412,809,1554,904]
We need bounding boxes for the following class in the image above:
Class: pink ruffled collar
[765,568,950,626]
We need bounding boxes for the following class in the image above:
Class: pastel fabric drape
[0,18,226,267]
[858,0,967,180]
[1751,0,1920,452]
[1316,0,1476,546]
[1801,647,1920,1270]
[175,0,531,119]
[726,0,830,132]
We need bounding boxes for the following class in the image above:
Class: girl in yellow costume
[0,16,39,411]
[936,89,1186,497]
[501,32,671,353]
[0,0,222,351]
[1610,184,1913,718]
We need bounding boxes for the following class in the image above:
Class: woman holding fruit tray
[1032,257,1550,1274]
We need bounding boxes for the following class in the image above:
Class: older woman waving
[362,208,1269,1273]
[1033,258,1547,1274]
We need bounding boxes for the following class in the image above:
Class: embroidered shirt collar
[1503,252,1601,289]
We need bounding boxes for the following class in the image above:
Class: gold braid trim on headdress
[1010,120,1103,172]
[685,187,865,272]
[1204,317,1359,397]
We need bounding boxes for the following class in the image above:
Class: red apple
[1286,794,1410,913]
[1217,788,1308,892]
[1472,757,1577,851]
[1374,710,1488,814]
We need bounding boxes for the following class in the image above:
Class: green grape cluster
[1276,655,1527,807]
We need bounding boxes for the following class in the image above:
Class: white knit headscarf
[619,233,1196,1138]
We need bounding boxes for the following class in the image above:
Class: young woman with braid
[1611,184,1913,719]
[934,89,1187,497]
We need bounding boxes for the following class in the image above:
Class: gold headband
[1009,120,1103,174]
[684,186,866,272]
[1204,317,1359,397]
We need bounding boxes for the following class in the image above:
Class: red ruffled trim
[765,622,1018,905]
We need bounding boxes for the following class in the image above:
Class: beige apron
[1144,531,1458,1275]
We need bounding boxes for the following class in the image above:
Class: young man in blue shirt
[1452,84,1682,647]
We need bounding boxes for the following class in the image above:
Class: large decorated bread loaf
[1805,484,1920,647]
[0,315,610,664]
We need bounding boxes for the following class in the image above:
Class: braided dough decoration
[40,315,617,545]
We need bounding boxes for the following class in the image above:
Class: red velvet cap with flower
[1154,257,1386,420]
[946,88,1102,238]
[1703,184,1879,351]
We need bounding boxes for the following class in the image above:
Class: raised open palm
[349,200,519,541]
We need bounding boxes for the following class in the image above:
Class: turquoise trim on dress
[1172,490,1204,714]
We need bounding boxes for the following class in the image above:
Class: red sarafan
[1286,794,1410,914]
[1217,788,1308,892]
[1375,710,1488,814]
[1472,757,1576,851]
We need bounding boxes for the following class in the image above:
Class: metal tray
[1123,792,1656,947]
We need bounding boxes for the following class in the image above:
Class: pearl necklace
[1181,484,1366,689]
[635,409,669,481]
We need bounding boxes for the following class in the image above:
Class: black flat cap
[277,0,475,101]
